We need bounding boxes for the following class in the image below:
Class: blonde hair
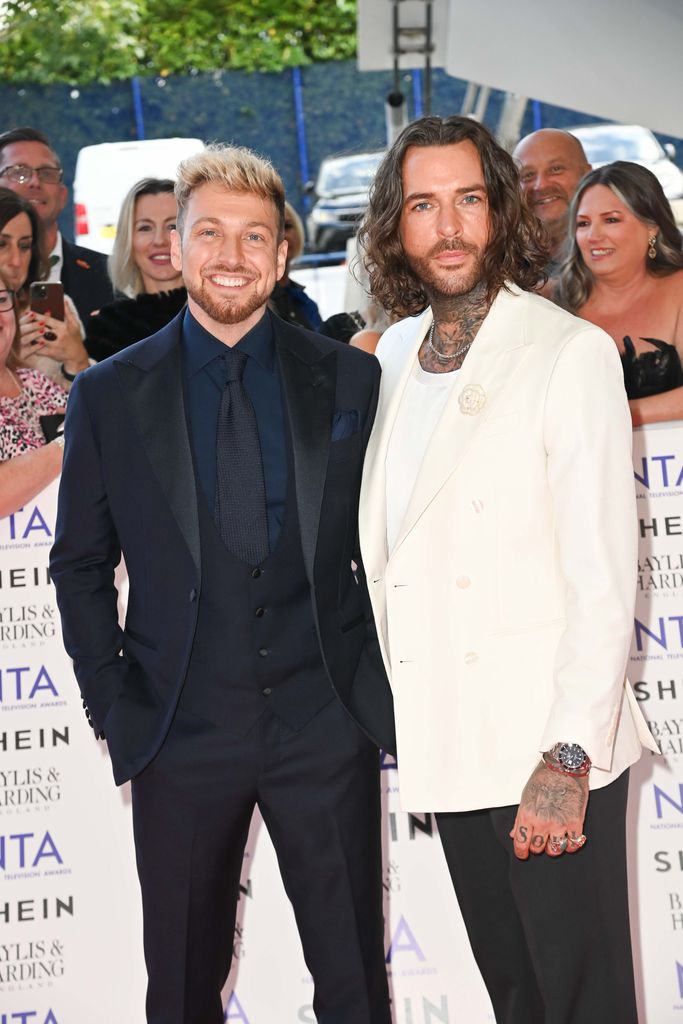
[284,201,304,261]
[175,144,285,238]
[108,178,176,297]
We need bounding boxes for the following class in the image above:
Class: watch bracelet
[542,748,591,777]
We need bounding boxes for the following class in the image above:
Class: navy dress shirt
[181,308,287,551]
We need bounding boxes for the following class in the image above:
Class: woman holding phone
[0,269,66,517]
[0,188,89,388]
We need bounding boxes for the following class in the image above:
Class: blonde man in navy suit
[51,144,394,1024]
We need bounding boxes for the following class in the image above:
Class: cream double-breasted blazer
[359,285,657,813]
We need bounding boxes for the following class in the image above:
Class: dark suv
[306,151,385,252]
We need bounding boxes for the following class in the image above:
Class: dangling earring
[648,235,657,259]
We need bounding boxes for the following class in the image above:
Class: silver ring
[567,834,587,849]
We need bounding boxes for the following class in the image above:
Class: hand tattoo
[519,762,588,826]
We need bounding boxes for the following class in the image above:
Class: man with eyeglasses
[0,127,113,323]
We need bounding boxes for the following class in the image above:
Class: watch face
[558,743,586,770]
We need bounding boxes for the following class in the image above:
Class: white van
[72,137,204,254]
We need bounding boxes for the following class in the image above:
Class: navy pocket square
[331,409,359,442]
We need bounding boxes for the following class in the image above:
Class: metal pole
[423,0,432,115]
[412,68,424,119]
[131,76,145,141]
[291,66,312,212]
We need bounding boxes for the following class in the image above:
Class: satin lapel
[359,309,432,575]
[276,330,336,585]
[115,342,200,572]
[392,287,530,554]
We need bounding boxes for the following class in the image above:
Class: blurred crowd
[1,122,682,518]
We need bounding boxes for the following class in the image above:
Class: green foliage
[0,0,357,84]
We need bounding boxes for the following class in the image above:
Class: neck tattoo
[427,321,474,365]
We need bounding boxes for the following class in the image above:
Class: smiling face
[399,141,490,301]
[171,182,286,340]
[514,131,590,240]
[132,191,182,294]
[0,141,67,231]
[575,183,654,278]
[0,212,33,293]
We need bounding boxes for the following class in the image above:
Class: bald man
[513,129,591,269]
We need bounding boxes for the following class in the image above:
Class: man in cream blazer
[358,115,657,1024]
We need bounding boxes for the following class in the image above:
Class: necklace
[427,321,474,364]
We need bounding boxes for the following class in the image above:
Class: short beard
[186,271,267,325]
[407,238,486,303]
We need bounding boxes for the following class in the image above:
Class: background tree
[0,0,357,84]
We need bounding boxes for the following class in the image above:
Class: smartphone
[29,281,65,321]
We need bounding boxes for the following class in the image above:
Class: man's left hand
[509,761,589,860]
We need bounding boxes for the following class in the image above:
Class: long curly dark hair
[358,116,549,318]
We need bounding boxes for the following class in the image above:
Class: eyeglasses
[0,290,15,311]
[0,164,64,185]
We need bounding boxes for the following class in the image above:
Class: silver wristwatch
[543,742,591,776]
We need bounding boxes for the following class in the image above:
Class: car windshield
[573,126,663,164]
[317,153,384,196]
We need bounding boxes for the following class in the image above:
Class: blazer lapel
[275,321,337,585]
[114,318,201,572]
[359,308,431,575]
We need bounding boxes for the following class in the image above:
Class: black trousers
[131,698,391,1024]
[436,771,637,1024]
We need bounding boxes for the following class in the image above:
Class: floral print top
[0,367,67,460]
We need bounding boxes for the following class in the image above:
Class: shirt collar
[47,232,63,283]
[182,307,276,378]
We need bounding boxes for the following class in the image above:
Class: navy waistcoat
[178,432,333,734]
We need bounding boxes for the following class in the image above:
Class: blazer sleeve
[349,353,397,755]
[538,324,637,769]
[49,370,128,735]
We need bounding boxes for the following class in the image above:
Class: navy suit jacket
[50,311,395,784]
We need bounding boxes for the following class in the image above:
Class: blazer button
[262,687,272,696]
[251,567,262,579]
[464,651,479,665]
[189,588,197,602]
[254,607,265,618]
[456,576,471,589]
[258,647,269,657]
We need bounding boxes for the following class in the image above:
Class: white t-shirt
[385,358,460,554]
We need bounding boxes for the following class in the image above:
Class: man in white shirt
[0,126,113,322]
[358,115,656,1024]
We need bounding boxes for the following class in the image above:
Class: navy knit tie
[214,347,269,564]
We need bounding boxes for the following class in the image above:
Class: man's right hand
[509,760,589,860]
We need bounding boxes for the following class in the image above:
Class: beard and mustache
[185,264,270,325]
[406,237,486,299]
